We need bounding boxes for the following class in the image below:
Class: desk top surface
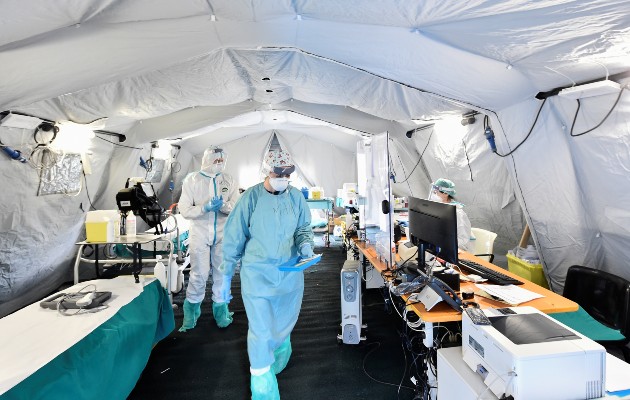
[354,239,578,323]
[77,233,164,245]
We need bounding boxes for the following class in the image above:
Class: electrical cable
[95,135,142,149]
[82,169,96,211]
[490,98,547,157]
[569,86,626,137]
[461,139,474,181]
[361,342,416,394]
[396,129,434,184]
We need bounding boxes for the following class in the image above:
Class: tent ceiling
[1,0,629,142]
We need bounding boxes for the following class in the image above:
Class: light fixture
[558,80,621,100]
[460,112,477,126]
[0,113,42,129]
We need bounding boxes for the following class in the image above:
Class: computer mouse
[468,274,483,282]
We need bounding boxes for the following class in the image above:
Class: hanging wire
[570,86,626,137]
[396,129,434,184]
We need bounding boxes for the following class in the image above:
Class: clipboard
[278,254,322,271]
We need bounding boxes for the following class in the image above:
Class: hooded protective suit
[178,147,238,330]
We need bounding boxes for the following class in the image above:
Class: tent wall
[390,122,525,267]
[496,86,630,292]
[0,131,114,317]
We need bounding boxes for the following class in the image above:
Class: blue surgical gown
[220,182,314,368]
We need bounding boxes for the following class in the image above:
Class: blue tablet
[278,254,322,271]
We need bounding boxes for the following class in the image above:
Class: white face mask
[428,192,442,202]
[269,177,289,192]
[211,163,224,175]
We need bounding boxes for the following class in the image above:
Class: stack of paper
[475,284,543,305]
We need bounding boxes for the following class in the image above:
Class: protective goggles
[272,165,295,175]
[432,185,449,195]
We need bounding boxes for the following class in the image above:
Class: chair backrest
[470,228,497,262]
[563,265,630,337]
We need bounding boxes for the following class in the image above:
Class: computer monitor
[408,196,459,268]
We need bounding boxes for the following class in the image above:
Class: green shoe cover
[178,299,201,332]
[251,370,280,400]
[212,302,234,328]
[272,337,292,374]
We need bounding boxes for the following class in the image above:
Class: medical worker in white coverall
[178,146,238,331]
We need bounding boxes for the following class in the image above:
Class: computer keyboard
[458,259,523,285]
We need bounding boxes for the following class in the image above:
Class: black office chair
[551,265,630,362]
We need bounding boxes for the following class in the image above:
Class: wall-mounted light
[50,121,95,152]
[151,140,173,160]
[461,112,477,126]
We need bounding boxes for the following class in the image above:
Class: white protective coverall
[179,154,238,304]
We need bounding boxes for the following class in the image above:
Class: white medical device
[462,306,605,400]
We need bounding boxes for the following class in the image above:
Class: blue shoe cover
[178,299,201,332]
[251,370,280,400]
[272,337,292,374]
[212,302,234,328]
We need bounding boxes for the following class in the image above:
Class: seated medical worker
[428,178,474,253]
[178,146,238,331]
[218,149,315,400]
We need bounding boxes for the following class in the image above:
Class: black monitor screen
[408,196,458,266]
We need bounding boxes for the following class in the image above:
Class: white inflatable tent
[0,0,629,317]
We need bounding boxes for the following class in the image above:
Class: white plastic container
[125,211,136,236]
[169,257,184,293]
[154,255,167,288]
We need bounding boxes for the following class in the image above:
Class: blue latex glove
[203,196,223,212]
[217,276,233,303]
[299,243,314,259]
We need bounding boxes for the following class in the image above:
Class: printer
[462,306,605,400]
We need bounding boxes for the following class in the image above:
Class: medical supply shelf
[307,198,334,247]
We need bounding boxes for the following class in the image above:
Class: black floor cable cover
[128,235,417,400]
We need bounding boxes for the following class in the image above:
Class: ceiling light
[558,80,621,100]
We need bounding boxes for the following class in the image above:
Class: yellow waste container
[507,253,549,289]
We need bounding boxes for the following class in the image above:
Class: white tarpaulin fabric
[0,0,629,316]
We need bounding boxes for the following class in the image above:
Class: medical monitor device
[408,196,458,268]
[462,306,605,400]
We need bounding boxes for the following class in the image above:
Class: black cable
[397,129,434,184]
[82,169,96,211]
[570,87,626,137]
[361,342,416,393]
[461,138,474,181]
[95,135,142,149]
[491,98,547,157]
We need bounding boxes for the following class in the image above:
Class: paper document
[606,353,630,393]
[475,284,543,305]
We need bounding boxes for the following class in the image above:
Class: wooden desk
[354,239,578,323]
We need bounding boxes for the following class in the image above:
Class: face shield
[428,179,456,202]
[201,147,227,175]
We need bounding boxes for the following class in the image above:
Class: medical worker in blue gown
[218,150,314,400]
[178,146,239,331]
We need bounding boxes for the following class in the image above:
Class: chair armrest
[474,253,494,263]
